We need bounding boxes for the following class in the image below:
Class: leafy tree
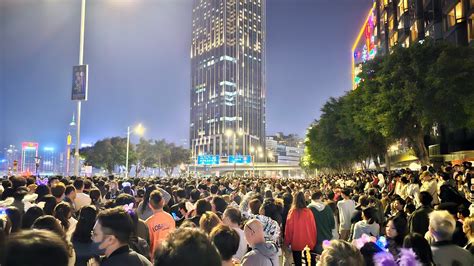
[136,138,190,177]
[303,93,388,171]
[136,138,158,168]
[356,40,473,164]
[161,144,190,177]
[304,40,473,170]
[80,137,134,173]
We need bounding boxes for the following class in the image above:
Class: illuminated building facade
[189,0,266,160]
[21,142,38,174]
[41,147,57,173]
[352,0,474,165]
[5,145,19,170]
[352,0,474,89]
[352,2,378,89]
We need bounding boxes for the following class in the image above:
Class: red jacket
[284,208,317,251]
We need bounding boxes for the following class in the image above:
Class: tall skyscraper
[189,0,266,160]
[41,147,57,173]
[21,142,38,174]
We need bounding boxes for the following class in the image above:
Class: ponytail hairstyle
[53,202,72,231]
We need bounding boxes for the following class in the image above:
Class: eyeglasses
[91,230,99,239]
[91,230,114,241]
[245,224,256,234]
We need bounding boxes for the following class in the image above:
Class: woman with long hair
[136,184,156,220]
[284,191,317,266]
[71,206,101,266]
[128,210,151,261]
[385,215,408,258]
[54,202,77,240]
[40,194,57,215]
[33,215,76,266]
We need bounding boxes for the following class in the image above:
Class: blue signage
[197,155,220,165]
[228,155,252,164]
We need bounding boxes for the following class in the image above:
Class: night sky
[0,0,373,151]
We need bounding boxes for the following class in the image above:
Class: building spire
[69,113,76,126]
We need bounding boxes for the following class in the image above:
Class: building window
[411,23,418,42]
[398,0,408,17]
[389,31,398,47]
[404,37,410,47]
[447,2,464,28]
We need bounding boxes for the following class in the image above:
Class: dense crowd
[0,161,473,266]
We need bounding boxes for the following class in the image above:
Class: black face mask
[92,235,108,254]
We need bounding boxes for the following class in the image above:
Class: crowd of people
[0,161,473,266]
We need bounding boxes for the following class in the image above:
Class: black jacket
[408,205,433,236]
[100,245,152,266]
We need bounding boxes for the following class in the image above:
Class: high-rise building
[4,144,19,171]
[189,0,266,160]
[41,147,57,173]
[21,142,39,174]
[352,0,474,89]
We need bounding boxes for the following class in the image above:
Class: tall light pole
[225,129,232,156]
[250,145,255,176]
[74,0,87,176]
[126,124,145,178]
[258,152,264,176]
[226,129,244,176]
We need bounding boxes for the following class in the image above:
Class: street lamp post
[225,129,232,156]
[250,146,255,176]
[226,129,244,177]
[73,0,87,177]
[258,152,264,176]
[125,124,145,178]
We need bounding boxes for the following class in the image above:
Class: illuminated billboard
[352,2,377,89]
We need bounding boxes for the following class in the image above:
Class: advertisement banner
[71,65,89,101]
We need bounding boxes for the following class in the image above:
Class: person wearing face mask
[91,207,152,266]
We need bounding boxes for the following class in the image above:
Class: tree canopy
[80,137,190,176]
[303,40,474,170]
